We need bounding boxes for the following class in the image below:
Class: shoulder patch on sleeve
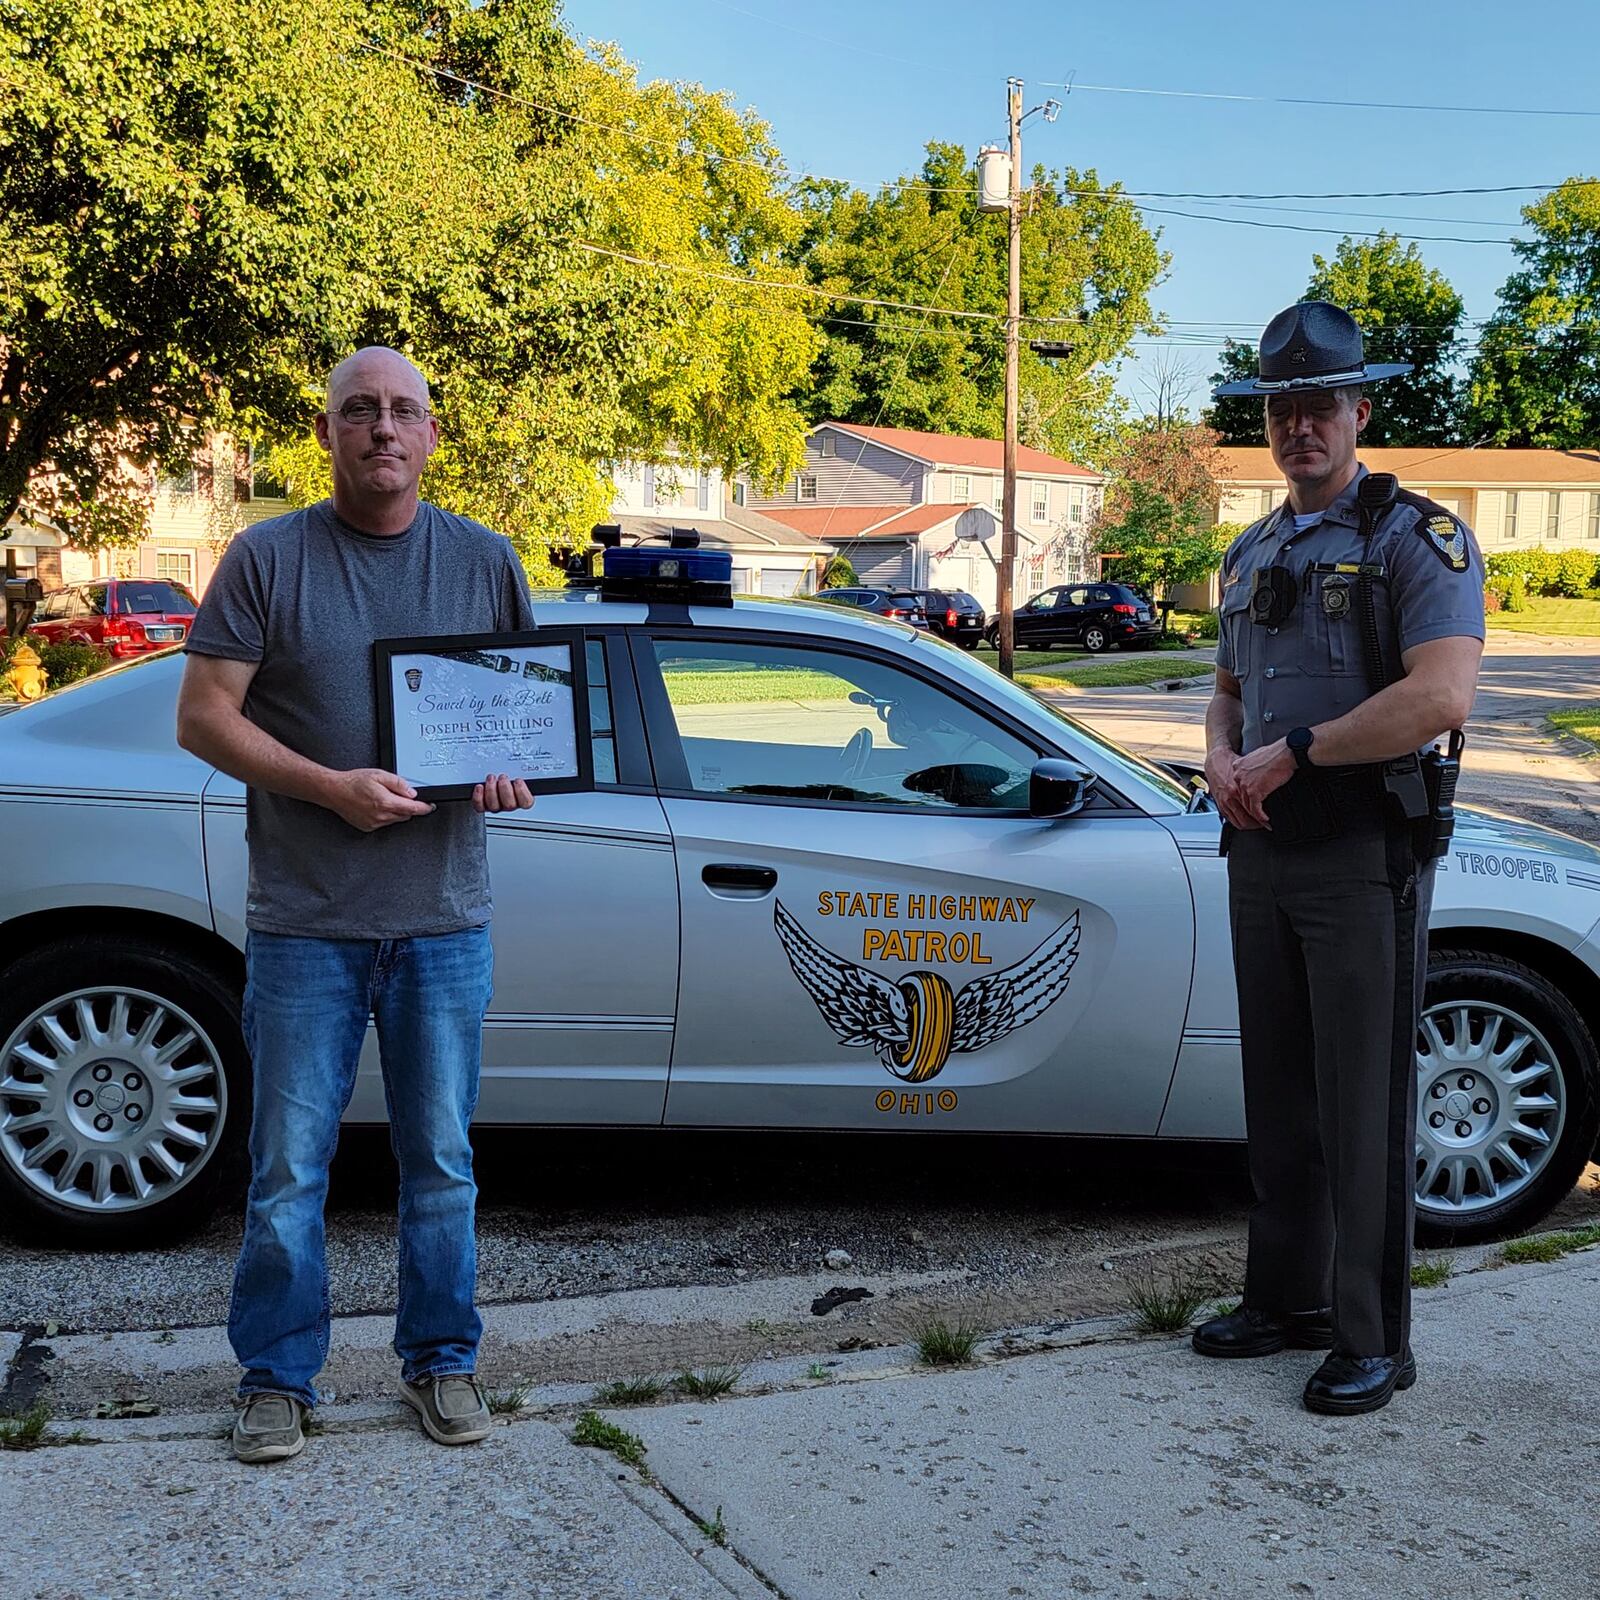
[1420,514,1469,573]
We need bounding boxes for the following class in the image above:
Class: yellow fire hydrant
[3,640,48,701]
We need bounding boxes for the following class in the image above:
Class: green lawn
[662,668,850,705]
[1547,704,1600,746]
[1487,597,1600,635]
[1019,658,1215,693]
[971,645,1088,670]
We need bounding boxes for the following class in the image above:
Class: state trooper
[1192,301,1486,1415]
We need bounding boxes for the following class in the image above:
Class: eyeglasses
[331,400,432,425]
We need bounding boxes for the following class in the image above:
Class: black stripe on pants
[1227,822,1433,1357]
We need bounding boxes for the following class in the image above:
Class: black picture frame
[374,629,594,801]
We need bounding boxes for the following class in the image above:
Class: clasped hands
[325,769,536,832]
[1204,739,1296,831]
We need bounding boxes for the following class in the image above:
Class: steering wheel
[838,726,873,782]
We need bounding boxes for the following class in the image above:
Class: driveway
[1053,635,1600,843]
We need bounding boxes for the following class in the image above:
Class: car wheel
[958,639,979,651]
[0,934,249,1246]
[1082,624,1110,654]
[1413,948,1600,1246]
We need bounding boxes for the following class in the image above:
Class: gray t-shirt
[186,500,535,938]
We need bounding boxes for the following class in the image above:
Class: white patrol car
[0,543,1596,1246]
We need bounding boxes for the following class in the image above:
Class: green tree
[820,554,858,588]
[1095,481,1231,604]
[1468,176,1600,447]
[791,145,1166,464]
[1,0,819,573]
[1203,340,1262,445]
[1306,234,1465,444]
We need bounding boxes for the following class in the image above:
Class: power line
[1104,181,1597,201]
[1131,204,1519,245]
[1038,76,1600,120]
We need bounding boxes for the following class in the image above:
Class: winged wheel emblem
[774,900,1083,1083]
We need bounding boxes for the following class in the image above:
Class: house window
[952,474,970,501]
[994,486,1005,515]
[1068,489,1084,524]
[1030,487,1049,523]
[1504,491,1521,541]
[819,433,836,458]
[1546,492,1563,542]
[1589,493,1600,540]
[797,474,818,502]
[732,480,746,507]
[237,442,286,503]
[156,550,194,587]
[159,464,197,496]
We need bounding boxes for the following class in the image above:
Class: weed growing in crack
[486,1381,536,1415]
[572,1410,650,1474]
[915,1314,982,1366]
[0,1403,50,1450]
[593,1375,668,1407]
[695,1506,728,1546]
[672,1365,742,1399]
[1500,1224,1600,1265]
[1123,1260,1217,1334]
[805,1363,831,1381]
[1411,1257,1454,1289]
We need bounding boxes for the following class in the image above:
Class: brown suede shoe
[398,1374,492,1445]
[232,1393,308,1464]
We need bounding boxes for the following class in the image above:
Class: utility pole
[997,76,1023,682]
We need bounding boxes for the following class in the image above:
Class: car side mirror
[1029,758,1098,819]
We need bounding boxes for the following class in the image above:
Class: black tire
[0,934,249,1246]
[1414,948,1600,1246]
[958,639,979,651]
[1082,623,1110,654]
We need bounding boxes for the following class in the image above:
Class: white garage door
[758,567,804,597]
[730,567,751,594]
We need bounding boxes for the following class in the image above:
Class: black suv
[986,582,1159,653]
[813,588,929,628]
[905,588,986,648]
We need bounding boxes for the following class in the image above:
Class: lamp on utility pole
[981,81,1060,680]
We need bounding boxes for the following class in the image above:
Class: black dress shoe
[1191,1305,1335,1358]
[1302,1351,1417,1415]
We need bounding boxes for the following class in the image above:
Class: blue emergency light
[595,527,734,607]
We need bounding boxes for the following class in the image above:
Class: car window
[1027,591,1058,612]
[117,581,197,616]
[1089,587,1114,604]
[82,585,110,616]
[64,590,90,619]
[586,639,617,784]
[648,638,1039,811]
[1064,588,1090,607]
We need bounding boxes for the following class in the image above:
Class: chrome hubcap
[0,988,228,1213]
[1415,999,1564,1217]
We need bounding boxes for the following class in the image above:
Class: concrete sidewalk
[5,1248,1597,1600]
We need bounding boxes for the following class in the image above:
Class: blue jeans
[228,928,495,1407]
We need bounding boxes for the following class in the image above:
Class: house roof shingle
[1217,447,1600,487]
[611,514,825,553]
[822,423,1100,481]
[756,505,905,538]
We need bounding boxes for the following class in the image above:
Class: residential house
[4,443,289,600]
[1176,447,1600,609]
[742,423,1105,611]
[607,462,829,595]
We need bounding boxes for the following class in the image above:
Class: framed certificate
[374,630,593,800]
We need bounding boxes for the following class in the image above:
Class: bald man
[179,348,535,1462]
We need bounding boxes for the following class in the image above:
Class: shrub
[1554,550,1599,597]
[1195,609,1220,641]
[38,640,112,687]
[1482,586,1503,614]
[819,555,858,590]
[1504,572,1529,612]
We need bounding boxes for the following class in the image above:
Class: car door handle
[702,863,778,893]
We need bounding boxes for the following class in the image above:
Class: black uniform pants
[1226,819,1433,1357]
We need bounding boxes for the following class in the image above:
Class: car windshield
[118,582,196,615]
[911,631,1191,805]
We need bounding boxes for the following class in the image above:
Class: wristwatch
[1286,725,1316,771]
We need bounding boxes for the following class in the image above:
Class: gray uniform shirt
[186,500,536,938]
[1215,465,1486,755]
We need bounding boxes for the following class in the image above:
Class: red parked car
[26,578,198,658]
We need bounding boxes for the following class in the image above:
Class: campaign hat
[1213,300,1413,396]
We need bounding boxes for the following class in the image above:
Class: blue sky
[564,0,1599,411]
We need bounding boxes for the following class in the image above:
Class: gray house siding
[745,428,924,510]
[846,541,916,587]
